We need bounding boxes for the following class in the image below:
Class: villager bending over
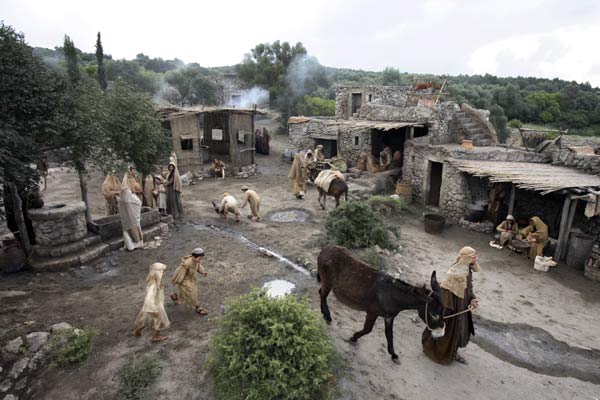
[119,187,144,251]
[171,248,209,315]
[518,216,548,259]
[134,262,170,343]
[240,185,261,221]
[214,192,241,222]
[496,215,518,247]
[288,154,308,199]
[101,171,121,215]
[164,162,184,219]
[422,246,480,365]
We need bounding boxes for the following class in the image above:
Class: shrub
[354,247,386,270]
[51,328,96,366]
[118,355,162,400]
[209,289,335,400]
[366,195,406,216]
[507,118,523,128]
[324,201,396,249]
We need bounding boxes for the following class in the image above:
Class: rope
[443,305,474,319]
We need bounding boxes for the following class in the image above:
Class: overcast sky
[3,0,600,86]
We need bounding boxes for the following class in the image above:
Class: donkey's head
[212,201,224,215]
[418,271,445,338]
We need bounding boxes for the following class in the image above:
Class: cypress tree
[63,35,80,83]
[95,32,107,90]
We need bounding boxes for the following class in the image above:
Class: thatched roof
[448,159,600,195]
[157,105,266,120]
[287,117,423,131]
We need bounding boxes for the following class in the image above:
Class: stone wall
[549,149,600,175]
[439,163,470,222]
[335,86,411,118]
[28,202,87,247]
[289,120,331,150]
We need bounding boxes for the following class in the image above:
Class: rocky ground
[1,125,600,400]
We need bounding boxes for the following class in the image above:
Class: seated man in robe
[210,159,226,179]
[496,215,518,247]
[518,216,548,260]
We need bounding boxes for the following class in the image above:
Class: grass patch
[51,328,96,366]
[323,201,398,250]
[209,289,335,400]
[118,355,162,400]
[366,195,406,216]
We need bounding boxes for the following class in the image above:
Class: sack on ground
[534,256,557,272]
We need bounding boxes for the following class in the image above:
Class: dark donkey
[316,172,348,210]
[317,245,445,363]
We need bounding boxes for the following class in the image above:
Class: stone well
[28,202,87,246]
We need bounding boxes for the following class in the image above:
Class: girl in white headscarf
[119,187,143,251]
[133,263,170,342]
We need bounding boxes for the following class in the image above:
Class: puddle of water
[474,316,600,384]
[192,223,310,276]
[269,209,311,223]
[263,279,295,298]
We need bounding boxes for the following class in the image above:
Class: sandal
[195,307,209,315]
[133,327,144,337]
[170,293,181,304]
[454,354,469,365]
[151,335,168,343]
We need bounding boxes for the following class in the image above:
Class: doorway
[370,128,406,167]
[315,139,338,158]
[427,161,443,206]
[351,93,362,115]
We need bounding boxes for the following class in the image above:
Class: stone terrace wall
[289,120,327,150]
[335,86,411,118]
[549,148,600,175]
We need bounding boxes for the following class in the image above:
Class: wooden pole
[508,185,516,215]
[554,196,572,260]
[562,199,579,261]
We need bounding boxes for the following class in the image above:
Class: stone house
[158,106,259,176]
[288,85,600,264]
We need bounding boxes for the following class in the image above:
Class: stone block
[78,244,109,264]
[50,322,73,333]
[8,358,29,379]
[24,332,49,353]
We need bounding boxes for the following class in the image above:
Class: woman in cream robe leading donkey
[133,263,170,343]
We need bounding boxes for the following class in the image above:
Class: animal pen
[158,106,259,175]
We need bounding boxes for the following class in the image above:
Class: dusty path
[1,130,599,399]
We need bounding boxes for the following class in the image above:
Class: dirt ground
[1,126,600,400]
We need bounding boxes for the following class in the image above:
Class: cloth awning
[447,159,600,195]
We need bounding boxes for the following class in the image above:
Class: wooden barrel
[424,214,445,234]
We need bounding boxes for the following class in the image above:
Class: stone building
[214,73,244,107]
[288,85,600,265]
[158,106,259,176]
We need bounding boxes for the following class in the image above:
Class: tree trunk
[77,166,93,224]
[7,182,32,256]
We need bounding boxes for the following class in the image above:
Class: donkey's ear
[431,271,441,292]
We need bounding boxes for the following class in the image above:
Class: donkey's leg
[318,284,333,324]
[350,313,378,343]
[384,317,400,363]
[335,194,340,208]
[322,192,327,209]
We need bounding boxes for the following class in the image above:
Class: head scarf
[241,185,249,191]
[506,215,515,221]
[440,246,481,299]
[168,162,182,193]
[119,187,142,231]
[146,262,166,285]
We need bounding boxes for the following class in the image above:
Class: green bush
[366,195,406,216]
[507,118,523,128]
[118,355,162,400]
[354,247,386,270]
[51,328,96,366]
[209,289,335,400]
[324,201,396,249]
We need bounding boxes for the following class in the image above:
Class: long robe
[422,269,476,365]
[171,256,205,308]
[135,263,170,331]
[119,188,143,250]
[143,175,156,208]
[101,173,121,215]
[519,216,548,258]
[165,163,184,219]
[288,154,307,197]
[496,220,519,246]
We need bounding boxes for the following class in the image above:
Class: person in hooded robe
[122,166,143,201]
[422,246,480,365]
[119,187,144,251]
[143,174,156,208]
[101,171,121,215]
[170,247,209,315]
[518,216,548,259]
[288,154,307,199]
[314,144,326,162]
[496,215,519,247]
[133,262,170,343]
[164,162,184,219]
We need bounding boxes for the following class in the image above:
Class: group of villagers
[101,159,184,251]
[495,215,549,260]
[134,247,208,343]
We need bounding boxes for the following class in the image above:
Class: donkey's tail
[344,185,348,202]
[316,270,321,283]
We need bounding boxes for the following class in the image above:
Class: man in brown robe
[171,248,208,315]
[288,154,307,199]
[422,246,480,365]
[518,216,548,260]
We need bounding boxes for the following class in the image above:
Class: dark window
[368,94,372,102]
[181,138,193,150]
[354,136,360,146]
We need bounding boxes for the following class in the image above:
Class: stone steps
[30,242,110,271]
[33,234,101,258]
[106,225,164,251]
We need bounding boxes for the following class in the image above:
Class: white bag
[534,256,557,272]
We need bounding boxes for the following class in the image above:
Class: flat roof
[288,117,423,131]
